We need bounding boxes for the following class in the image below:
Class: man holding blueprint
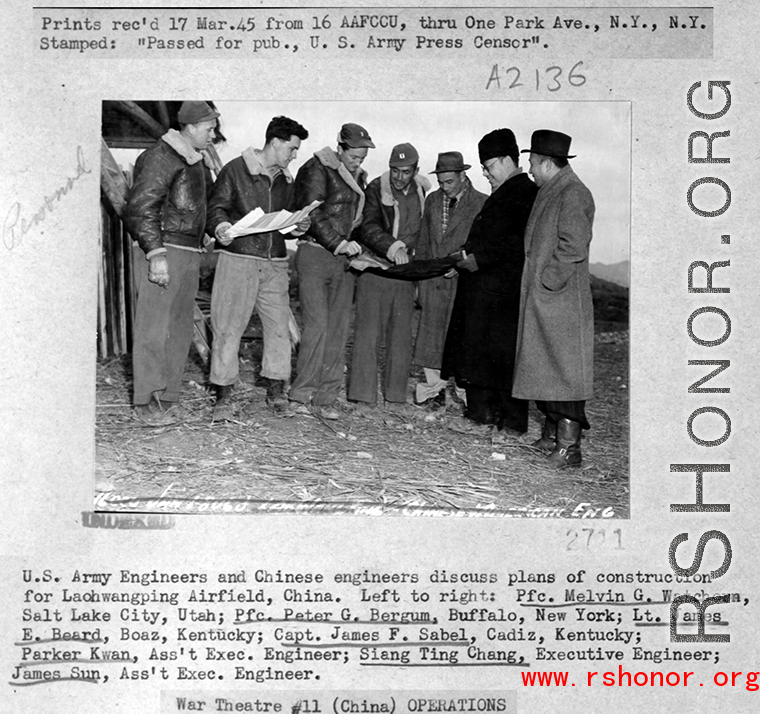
[206,116,311,419]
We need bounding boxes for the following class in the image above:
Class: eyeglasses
[481,158,501,175]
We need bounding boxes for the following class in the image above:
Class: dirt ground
[94,299,629,518]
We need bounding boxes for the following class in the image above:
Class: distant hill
[591,274,628,329]
[590,260,629,288]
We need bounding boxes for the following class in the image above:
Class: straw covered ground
[94,296,629,518]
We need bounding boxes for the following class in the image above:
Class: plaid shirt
[441,183,468,233]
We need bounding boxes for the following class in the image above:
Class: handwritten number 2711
[566,527,624,550]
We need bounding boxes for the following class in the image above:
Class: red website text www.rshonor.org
[522,667,759,690]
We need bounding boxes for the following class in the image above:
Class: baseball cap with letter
[339,123,375,149]
[389,142,419,167]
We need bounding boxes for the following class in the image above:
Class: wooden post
[100,139,129,217]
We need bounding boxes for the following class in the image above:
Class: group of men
[124,101,595,468]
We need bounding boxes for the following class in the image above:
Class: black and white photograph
[96,99,630,516]
[3,2,757,712]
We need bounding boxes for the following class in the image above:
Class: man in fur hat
[348,143,430,413]
[289,123,374,420]
[206,116,310,420]
[413,151,487,409]
[513,129,596,467]
[442,129,537,434]
[124,100,219,426]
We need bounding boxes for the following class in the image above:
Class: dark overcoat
[512,165,595,401]
[441,171,538,388]
[413,180,487,368]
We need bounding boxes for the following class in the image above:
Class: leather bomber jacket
[206,152,296,260]
[124,133,212,256]
[359,172,429,259]
[294,147,367,253]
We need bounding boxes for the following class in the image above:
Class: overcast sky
[114,100,630,265]
[212,100,629,265]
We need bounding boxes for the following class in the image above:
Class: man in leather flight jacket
[205,116,310,419]
[124,101,219,426]
[288,123,374,420]
[348,143,429,413]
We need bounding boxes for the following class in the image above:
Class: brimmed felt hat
[521,129,576,159]
[389,143,419,167]
[429,151,471,174]
[478,128,519,164]
[338,123,375,149]
[177,101,219,124]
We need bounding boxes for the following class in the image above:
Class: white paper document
[228,200,322,237]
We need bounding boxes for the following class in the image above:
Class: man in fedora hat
[124,100,219,425]
[289,122,374,420]
[441,129,538,433]
[513,129,596,467]
[348,142,430,414]
[206,115,310,421]
[413,151,487,408]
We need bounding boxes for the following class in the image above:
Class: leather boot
[531,416,558,451]
[213,384,235,421]
[547,418,582,468]
[265,379,290,415]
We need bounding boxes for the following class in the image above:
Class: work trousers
[132,245,200,406]
[348,272,415,405]
[290,243,355,407]
[210,252,291,386]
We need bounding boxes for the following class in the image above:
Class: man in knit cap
[124,100,219,425]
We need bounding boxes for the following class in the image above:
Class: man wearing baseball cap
[348,142,430,414]
[124,100,219,425]
[413,151,487,409]
[289,123,374,420]
[513,129,596,467]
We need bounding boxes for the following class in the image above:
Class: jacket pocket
[537,267,575,294]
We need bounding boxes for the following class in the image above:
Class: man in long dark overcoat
[413,152,487,407]
[513,130,596,467]
[441,129,538,433]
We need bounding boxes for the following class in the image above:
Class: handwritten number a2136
[496,62,585,92]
